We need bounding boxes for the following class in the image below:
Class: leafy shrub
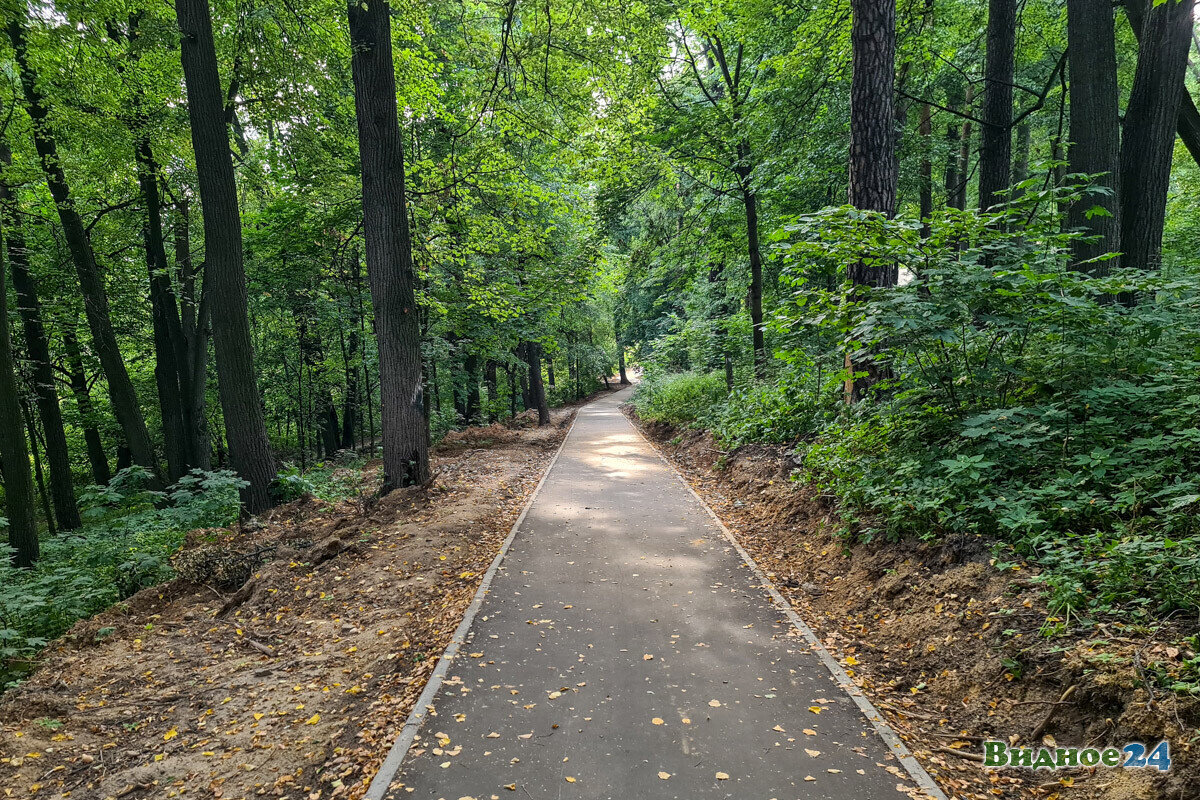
[631,370,728,425]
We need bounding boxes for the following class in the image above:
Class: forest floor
[0,397,598,800]
[627,413,1199,800]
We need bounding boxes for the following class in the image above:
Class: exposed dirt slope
[0,407,580,800]
[629,414,1198,800]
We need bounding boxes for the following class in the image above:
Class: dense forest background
[2,0,1199,694]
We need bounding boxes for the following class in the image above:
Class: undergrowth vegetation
[633,190,1200,622]
[0,461,367,688]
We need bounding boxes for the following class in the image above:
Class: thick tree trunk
[0,142,79,529]
[0,231,38,567]
[618,349,630,385]
[1121,0,1197,271]
[177,0,276,511]
[979,0,1016,212]
[523,341,550,426]
[174,200,211,471]
[1066,0,1122,271]
[8,20,160,480]
[348,0,430,490]
[848,0,898,401]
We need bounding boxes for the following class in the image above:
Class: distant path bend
[376,386,945,799]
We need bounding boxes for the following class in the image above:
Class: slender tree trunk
[0,142,79,528]
[848,0,898,401]
[175,200,211,471]
[341,329,359,449]
[546,358,556,389]
[739,175,767,378]
[979,0,1016,212]
[944,123,961,206]
[0,232,38,567]
[22,399,55,535]
[1121,0,1197,272]
[918,103,933,236]
[523,341,550,426]
[618,349,630,385]
[177,0,276,511]
[464,352,481,424]
[1065,0,1122,271]
[8,20,159,479]
[63,327,110,485]
[953,84,975,210]
[348,0,430,490]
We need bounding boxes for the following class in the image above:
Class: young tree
[0,218,38,568]
[347,0,430,490]
[176,0,276,511]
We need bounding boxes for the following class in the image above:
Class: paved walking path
[379,387,940,799]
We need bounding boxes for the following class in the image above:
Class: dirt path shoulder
[0,406,580,800]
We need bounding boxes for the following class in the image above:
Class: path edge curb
[365,410,581,799]
[628,416,951,800]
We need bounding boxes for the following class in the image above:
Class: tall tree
[0,142,79,529]
[1121,0,1197,271]
[1066,0,1121,271]
[7,19,160,479]
[978,0,1016,211]
[347,0,430,490]
[847,0,898,401]
[0,212,38,568]
[176,0,277,511]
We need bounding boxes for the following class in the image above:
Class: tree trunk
[175,200,211,471]
[348,0,430,490]
[484,359,498,423]
[523,341,550,426]
[22,399,54,536]
[1066,0,1122,271]
[0,142,80,528]
[8,19,160,480]
[918,103,933,236]
[953,84,975,210]
[618,349,630,385]
[1121,0,1197,271]
[0,229,38,567]
[739,175,767,378]
[848,0,898,401]
[63,327,111,485]
[464,352,481,424]
[177,0,276,511]
[341,328,359,449]
[979,0,1016,211]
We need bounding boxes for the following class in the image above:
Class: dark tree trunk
[341,329,359,449]
[739,176,767,378]
[175,200,211,471]
[318,390,340,456]
[0,240,38,567]
[546,358,556,388]
[523,341,550,426]
[177,0,276,511]
[944,123,961,207]
[0,142,80,529]
[22,399,54,535]
[1121,0,1196,271]
[918,103,933,236]
[618,349,630,385]
[1066,0,1122,271]
[979,0,1016,211]
[348,0,430,490]
[507,365,518,420]
[8,20,159,479]
[848,0,898,401]
[63,327,110,485]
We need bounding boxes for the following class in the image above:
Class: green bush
[631,370,728,426]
